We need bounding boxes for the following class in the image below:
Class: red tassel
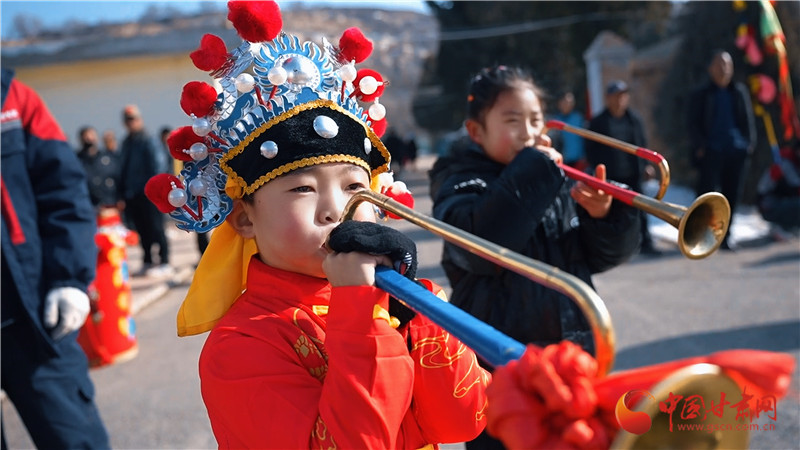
[485,343,615,449]
[180,81,218,118]
[190,34,228,72]
[707,349,796,399]
[228,0,282,43]
[339,27,373,64]
[208,132,229,147]
[145,174,184,213]
[254,85,268,107]
[167,127,204,162]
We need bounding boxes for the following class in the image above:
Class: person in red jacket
[145,2,489,448]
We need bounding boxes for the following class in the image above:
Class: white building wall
[15,53,199,149]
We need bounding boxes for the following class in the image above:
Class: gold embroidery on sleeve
[291,309,328,381]
[413,330,487,399]
[311,416,337,449]
[476,398,488,422]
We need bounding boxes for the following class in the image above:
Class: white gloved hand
[44,287,91,341]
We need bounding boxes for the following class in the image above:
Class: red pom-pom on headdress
[180,81,218,118]
[371,118,387,137]
[145,174,184,213]
[228,0,282,43]
[354,69,385,102]
[339,27,373,64]
[190,34,228,72]
[383,182,415,219]
[167,126,204,162]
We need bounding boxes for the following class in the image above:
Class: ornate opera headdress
[146,0,398,233]
[145,1,415,337]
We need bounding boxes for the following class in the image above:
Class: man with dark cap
[586,80,658,255]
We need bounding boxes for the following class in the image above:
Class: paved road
[3,155,798,449]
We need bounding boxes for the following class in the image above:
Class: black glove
[327,221,418,327]
[328,221,417,279]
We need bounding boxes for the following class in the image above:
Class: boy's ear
[465,119,483,145]
[226,199,255,239]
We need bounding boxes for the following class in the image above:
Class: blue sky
[1,0,429,39]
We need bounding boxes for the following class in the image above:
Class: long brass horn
[547,119,671,200]
[342,190,616,376]
[547,119,730,259]
[561,164,730,260]
[343,192,749,449]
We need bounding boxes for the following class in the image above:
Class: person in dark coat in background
[1,68,110,449]
[688,50,756,251]
[429,65,640,449]
[77,125,120,211]
[586,80,659,255]
[118,104,172,276]
[103,129,119,154]
[383,128,408,179]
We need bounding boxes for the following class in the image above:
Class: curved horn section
[342,190,616,376]
[547,119,671,200]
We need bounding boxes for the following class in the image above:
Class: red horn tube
[546,119,670,200]
[559,164,730,260]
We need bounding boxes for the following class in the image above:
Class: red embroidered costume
[143,2,491,448]
[200,258,489,448]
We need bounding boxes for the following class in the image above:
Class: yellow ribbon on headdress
[176,180,258,336]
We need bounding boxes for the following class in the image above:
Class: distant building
[583,31,634,118]
[1,8,437,149]
[582,31,685,183]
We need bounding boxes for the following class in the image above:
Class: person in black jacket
[1,68,109,449]
[118,104,172,276]
[586,80,659,255]
[687,50,756,251]
[77,125,120,211]
[429,65,640,449]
